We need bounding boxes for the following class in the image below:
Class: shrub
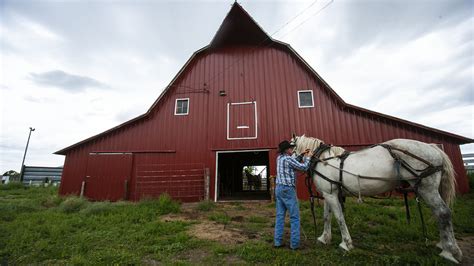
[196,200,215,212]
[138,193,180,215]
[58,196,89,213]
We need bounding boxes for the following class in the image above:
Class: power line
[277,0,334,39]
[195,0,333,91]
[269,0,319,37]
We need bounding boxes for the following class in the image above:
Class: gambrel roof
[55,2,472,155]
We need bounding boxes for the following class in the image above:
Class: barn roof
[55,2,472,155]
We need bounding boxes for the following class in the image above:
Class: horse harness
[304,142,444,241]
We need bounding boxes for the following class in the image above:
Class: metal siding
[59,45,470,200]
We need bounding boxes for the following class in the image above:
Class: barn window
[298,90,314,108]
[174,98,189,115]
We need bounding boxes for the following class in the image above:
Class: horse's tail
[431,144,457,207]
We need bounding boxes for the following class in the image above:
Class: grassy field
[0,182,473,265]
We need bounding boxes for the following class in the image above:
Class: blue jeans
[274,185,300,249]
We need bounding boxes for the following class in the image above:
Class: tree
[3,170,20,181]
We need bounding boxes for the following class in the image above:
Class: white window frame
[174,98,189,116]
[227,101,258,140]
[297,90,314,108]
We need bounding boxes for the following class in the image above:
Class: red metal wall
[59,45,470,201]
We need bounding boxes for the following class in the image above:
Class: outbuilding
[55,3,472,202]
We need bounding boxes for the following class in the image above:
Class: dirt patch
[159,201,275,245]
[189,221,247,244]
[458,235,474,266]
[231,216,244,222]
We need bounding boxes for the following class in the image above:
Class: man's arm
[287,156,311,171]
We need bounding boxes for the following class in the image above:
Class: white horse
[293,135,462,263]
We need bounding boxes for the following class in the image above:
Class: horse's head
[292,135,325,155]
[292,135,346,158]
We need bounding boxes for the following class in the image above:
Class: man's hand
[307,151,314,157]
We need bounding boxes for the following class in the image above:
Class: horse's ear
[292,133,296,139]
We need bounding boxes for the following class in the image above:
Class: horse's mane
[294,135,346,158]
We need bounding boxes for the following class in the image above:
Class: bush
[0,182,25,190]
[58,196,89,213]
[41,195,64,208]
[80,201,113,215]
[138,193,180,215]
[196,200,215,212]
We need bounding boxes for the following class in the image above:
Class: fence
[462,153,474,173]
[20,166,63,185]
[134,163,208,202]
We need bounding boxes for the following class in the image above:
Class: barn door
[227,101,257,140]
[84,153,133,201]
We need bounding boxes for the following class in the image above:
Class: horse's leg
[317,199,332,244]
[417,183,462,263]
[324,192,353,251]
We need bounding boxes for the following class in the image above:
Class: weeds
[138,193,180,215]
[58,196,89,213]
[208,212,230,225]
[196,200,215,212]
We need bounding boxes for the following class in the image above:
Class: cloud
[0,0,472,173]
[28,70,109,92]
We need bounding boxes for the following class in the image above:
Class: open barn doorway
[216,150,270,201]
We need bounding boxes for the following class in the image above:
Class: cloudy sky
[1,0,473,173]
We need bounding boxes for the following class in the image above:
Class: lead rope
[416,196,429,245]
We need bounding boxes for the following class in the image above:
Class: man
[274,140,313,250]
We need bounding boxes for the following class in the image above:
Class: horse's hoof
[317,235,330,245]
[439,250,459,264]
[338,242,353,252]
[436,242,442,249]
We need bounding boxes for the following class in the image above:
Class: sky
[1,0,473,173]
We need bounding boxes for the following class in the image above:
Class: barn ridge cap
[54,3,473,155]
[210,2,272,48]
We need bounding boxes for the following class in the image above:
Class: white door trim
[214,149,270,202]
[226,101,258,140]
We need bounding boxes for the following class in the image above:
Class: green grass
[0,185,473,265]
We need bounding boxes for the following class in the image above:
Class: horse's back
[383,138,442,165]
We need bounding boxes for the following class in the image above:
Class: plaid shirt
[276,153,310,187]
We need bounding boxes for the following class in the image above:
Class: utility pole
[19,127,35,182]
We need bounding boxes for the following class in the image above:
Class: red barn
[55,3,472,202]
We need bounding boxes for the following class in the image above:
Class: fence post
[204,168,210,200]
[270,176,276,202]
[80,181,86,198]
